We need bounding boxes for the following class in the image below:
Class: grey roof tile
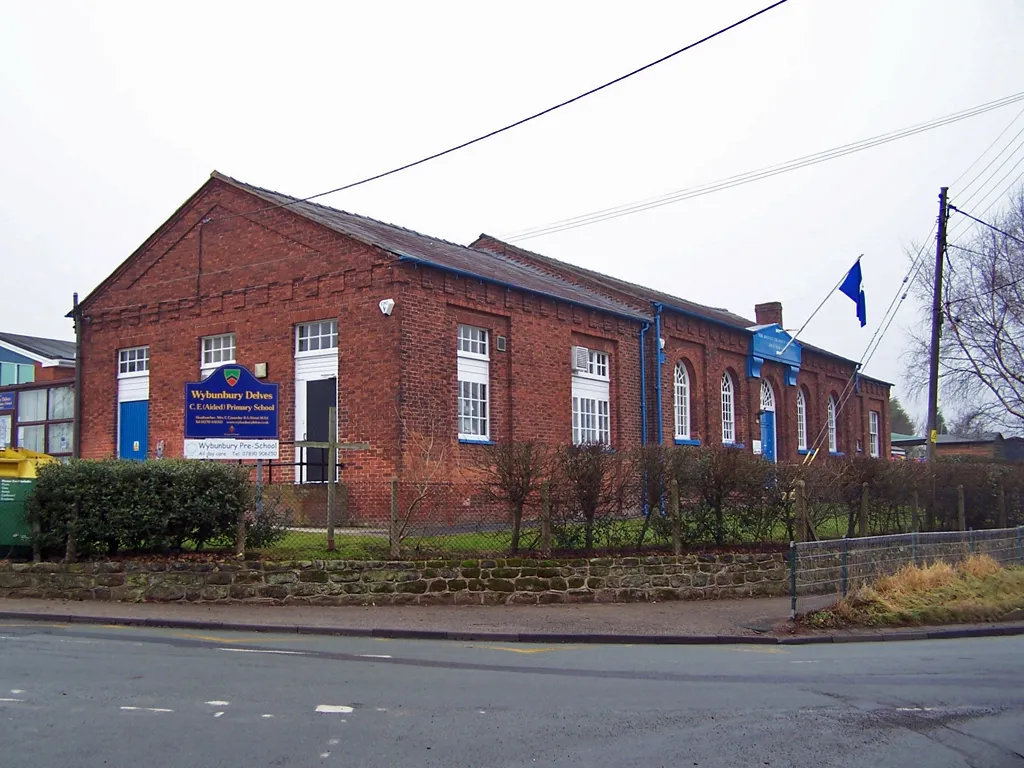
[212,173,648,322]
[0,332,75,362]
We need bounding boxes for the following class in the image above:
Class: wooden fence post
[911,488,920,533]
[859,482,869,537]
[957,485,966,531]
[795,480,808,543]
[540,480,552,558]
[389,477,400,559]
[326,407,337,552]
[998,484,1007,529]
[670,477,682,556]
[65,499,79,563]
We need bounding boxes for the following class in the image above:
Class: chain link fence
[789,526,1024,616]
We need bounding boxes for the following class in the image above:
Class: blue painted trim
[798,449,816,456]
[396,254,649,324]
[459,438,495,446]
[829,451,845,457]
[723,442,746,450]
[653,303,665,447]
[748,355,764,379]
[674,438,701,446]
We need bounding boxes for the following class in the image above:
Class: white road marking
[320,752,331,759]
[316,705,354,714]
[219,648,306,655]
[206,700,230,706]
[262,714,274,718]
[214,712,225,718]
[328,739,340,745]
[360,654,392,659]
[0,698,24,703]
[10,690,25,694]
[120,706,173,713]
[896,707,937,712]
[375,707,387,712]
[479,710,486,714]
[790,660,821,664]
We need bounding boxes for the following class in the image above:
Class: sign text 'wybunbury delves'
[184,365,279,440]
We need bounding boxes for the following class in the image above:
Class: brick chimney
[755,302,783,327]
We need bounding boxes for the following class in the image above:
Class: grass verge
[804,555,1024,629]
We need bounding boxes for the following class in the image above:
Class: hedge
[25,459,254,558]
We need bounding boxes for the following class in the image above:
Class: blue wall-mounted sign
[184,365,279,439]
[0,393,14,411]
[748,325,801,385]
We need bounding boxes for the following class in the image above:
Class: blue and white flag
[838,259,867,327]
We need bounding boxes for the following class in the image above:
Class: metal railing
[789,526,1024,617]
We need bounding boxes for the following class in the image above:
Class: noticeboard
[184,365,279,459]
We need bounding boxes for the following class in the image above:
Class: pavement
[2,594,1023,645]
[2,620,1023,766]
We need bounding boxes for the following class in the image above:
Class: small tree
[477,441,547,554]
[554,444,633,554]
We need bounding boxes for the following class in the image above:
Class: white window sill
[117,370,150,380]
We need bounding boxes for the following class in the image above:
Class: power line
[206,0,791,225]
[948,204,1024,247]
[951,103,1024,189]
[501,90,1024,241]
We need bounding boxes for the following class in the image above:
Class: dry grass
[805,555,1024,628]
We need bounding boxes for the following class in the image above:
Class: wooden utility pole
[926,187,949,464]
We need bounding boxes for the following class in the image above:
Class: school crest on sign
[223,368,241,386]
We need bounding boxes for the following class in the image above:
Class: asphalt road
[1,620,1022,768]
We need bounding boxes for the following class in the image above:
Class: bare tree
[476,441,547,554]
[391,414,452,554]
[906,186,1024,432]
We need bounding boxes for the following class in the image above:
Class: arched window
[796,389,808,451]
[760,379,775,412]
[674,362,690,440]
[721,372,735,444]
[828,395,838,453]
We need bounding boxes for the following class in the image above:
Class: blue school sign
[0,393,14,411]
[184,365,279,439]
[747,324,801,386]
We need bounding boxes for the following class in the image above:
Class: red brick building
[75,173,891,509]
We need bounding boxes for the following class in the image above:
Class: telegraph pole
[926,187,948,463]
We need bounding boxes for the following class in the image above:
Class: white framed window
[296,320,338,355]
[870,411,880,458]
[201,333,236,371]
[573,395,610,445]
[18,424,44,453]
[796,389,808,452]
[573,347,609,380]
[118,346,149,377]
[721,372,735,444]
[828,395,838,453]
[0,362,34,385]
[457,325,489,440]
[674,362,690,440]
[458,324,489,358]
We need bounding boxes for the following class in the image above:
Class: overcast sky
[3,0,1022,423]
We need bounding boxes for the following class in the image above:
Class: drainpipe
[653,303,665,446]
[72,292,82,460]
[639,321,650,517]
[639,322,650,446]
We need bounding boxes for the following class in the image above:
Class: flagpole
[779,255,862,355]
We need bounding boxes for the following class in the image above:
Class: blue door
[119,400,149,461]
[760,411,777,463]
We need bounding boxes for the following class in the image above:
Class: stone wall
[0,553,788,605]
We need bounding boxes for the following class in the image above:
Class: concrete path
[0,594,825,639]
[2,619,1023,767]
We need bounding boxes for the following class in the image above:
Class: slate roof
[0,332,75,363]
[211,173,648,322]
[472,235,756,329]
